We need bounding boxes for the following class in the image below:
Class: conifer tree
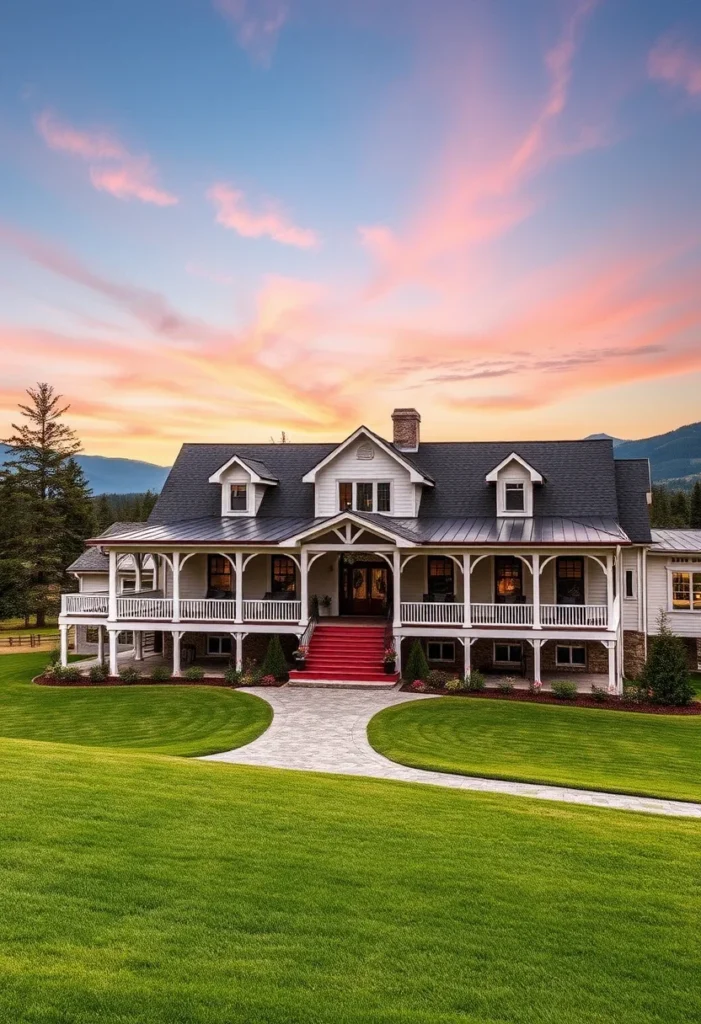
[641,613,694,706]
[669,490,690,527]
[690,480,701,529]
[260,635,288,680]
[404,640,430,682]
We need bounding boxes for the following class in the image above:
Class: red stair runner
[288,625,399,683]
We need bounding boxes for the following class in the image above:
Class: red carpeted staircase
[288,624,399,687]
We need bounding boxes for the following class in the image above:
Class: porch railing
[471,603,534,626]
[243,599,301,622]
[117,597,174,620]
[61,594,109,615]
[400,602,464,625]
[540,604,608,627]
[180,599,235,621]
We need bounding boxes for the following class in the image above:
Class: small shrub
[224,666,242,686]
[118,666,141,683]
[444,678,462,693]
[404,640,430,683]
[42,664,57,680]
[551,680,578,700]
[150,665,172,682]
[260,635,289,681]
[528,680,543,695]
[61,665,82,683]
[466,671,486,692]
[184,666,205,681]
[88,663,108,683]
[47,646,61,667]
[426,669,450,689]
[260,674,278,686]
[590,684,608,702]
[409,679,427,692]
[622,684,647,704]
[497,681,515,694]
[640,613,694,706]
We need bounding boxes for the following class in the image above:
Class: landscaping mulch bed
[33,674,286,689]
[400,683,701,715]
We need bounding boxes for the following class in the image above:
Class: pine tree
[641,613,694,706]
[404,640,430,682]
[1,384,93,625]
[690,480,701,529]
[260,635,288,681]
[94,493,112,533]
[650,486,671,528]
[669,490,690,527]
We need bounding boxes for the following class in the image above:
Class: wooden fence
[0,632,61,648]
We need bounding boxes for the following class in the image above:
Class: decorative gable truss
[485,453,544,518]
[208,455,278,517]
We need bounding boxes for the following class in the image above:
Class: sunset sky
[1,0,700,464]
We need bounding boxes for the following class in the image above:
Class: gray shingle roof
[650,529,701,553]
[68,548,110,572]
[614,460,652,543]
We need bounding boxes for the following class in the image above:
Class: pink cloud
[207,182,320,248]
[648,33,701,97]
[213,0,289,66]
[35,110,178,207]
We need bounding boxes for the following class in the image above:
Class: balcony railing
[243,599,302,622]
[400,602,464,625]
[400,602,610,628]
[118,596,174,620]
[61,594,109,615]
[180,599,235,621]
[540,604,608,628]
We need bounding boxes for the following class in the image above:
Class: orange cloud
[207,182,320,248]
[213,0,289,66]
[648,33,701,97]
[35,110,178,206]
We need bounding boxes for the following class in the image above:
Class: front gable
[208,454,278,518]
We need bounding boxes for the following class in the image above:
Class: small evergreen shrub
[184,666,205,681]
[88,663,108,683]
[551,680,578,700]
[47,646,61,667]
[118,666,141,683]
[444,678,462,693]
[260,635,288,681]
[622,684,647,704]
[404,641,430,682]
[224,666,242,686]
[426,669,450,689]
[497,681,515,694]
[466,671,486,692]
[590,684,608,702]
[61,666,82,682]
[150,665,172,682]
[640,614,694,706]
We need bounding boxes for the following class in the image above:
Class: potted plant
[383,645,396,674]
[292,644,308,669]
[317,595,332,617]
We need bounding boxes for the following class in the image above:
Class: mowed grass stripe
[0,738,700,1023]
[368,697,701,802]
[0,653,271,756]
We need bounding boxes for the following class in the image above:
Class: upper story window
[271,556,297,595]
[428,556,454,598]
[557,557,585,605]
[230,483,248,512]
[671,571,701,611]
[504,482,525,512]
[208,555,232,594]
[338,481,392,514]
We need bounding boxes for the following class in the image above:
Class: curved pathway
[202,688,701,819]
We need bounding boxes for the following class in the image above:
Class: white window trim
[555,643,587,666]
[497,476,533,517]
[666,566,701,613]
[337,480,393,515]
[493,641,522,665]
[427,641,455,663]
[624,567,636,601]
[228,482,251,516]
[207,635,233,656]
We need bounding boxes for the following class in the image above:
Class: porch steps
[288,624,399,687]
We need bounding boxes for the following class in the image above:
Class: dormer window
[338,481,392,514]
[504,482,525,512]
[229,484,248,512]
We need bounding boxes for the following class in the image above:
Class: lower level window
[207,635,232,656]
[556,644,586,666]
[427,641,455,662]
[117,631,133,644]
[494,642,522,664]
[85,626,99,643]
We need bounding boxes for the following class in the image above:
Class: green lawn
[0,653,272,756]
[0,738,699,1024]
[368,697,701,803]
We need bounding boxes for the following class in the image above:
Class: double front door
[339,558,390,616]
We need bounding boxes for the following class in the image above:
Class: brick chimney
[392,408,421,452]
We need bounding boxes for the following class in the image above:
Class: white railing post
[108,549,118,620]
[108,629,119,677]
[172,552,181,623]
[532,638,542,684]
[232,632,244,672]
[300,548,309,626]
[172,630,182,678]
[235,551,244,624]
[463,553,471,628]
[393,550,401,628]
[59,624,68,667]
[606,553,614,631]
[134,554,142,594]
[607,640,616,694]
[532,553,541,629]
[464,637,472,681]
[97,625,105,664]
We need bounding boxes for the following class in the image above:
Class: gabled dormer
[208,454,278,517]
[302,424,433,517]
[486,453,543,517]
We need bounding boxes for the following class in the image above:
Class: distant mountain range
[0,446,171,495]
[2,419,700,493]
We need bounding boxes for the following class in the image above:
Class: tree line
[0,384,155,626]
[649,482,701,529]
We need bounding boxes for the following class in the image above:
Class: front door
[339,558,390,616]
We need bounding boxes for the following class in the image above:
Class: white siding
[179,554,208,598]
[647,554,701,637]
[308,553,339,615]
[314,437,417,517]
[621,548,641,630]
[79,573,109,593]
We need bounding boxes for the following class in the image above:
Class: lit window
[494,643,522,664]
[428,557,454,597]
[377,482,391,513]
[504,482,525,512]
[672,572,701,611]
[427,641,455,662]
[230,484,247,512]
[556,645,586,666]
[271,556,297,595]
[208,556,232,593]
[339,482,353,511]
[356,482,373,512]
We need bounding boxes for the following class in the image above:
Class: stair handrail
[383,602,395,658]
[298,611,318,654]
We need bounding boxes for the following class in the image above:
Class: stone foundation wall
[623,630,646,680]
[400,637,465,677]
[162,631,298,667]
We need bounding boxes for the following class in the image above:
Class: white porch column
[97,625,105,664]
[134,631,144,661]
[533,639,542,684]
[607,641,616,694]
[232,632,244,672]
[392,549,401,628]
[464,637,472,681]
[108,548,118,620]
[235,551,244,624]
[395,638,402,676]
[108,629,119,677]
[59,624,69,667]
[532,553,541,629]
[172,551,181,623]
[172,630,183,678]
[300,547,309,626]
[606,553,614,628]
[463,553,471,628]
[134,554,143,594]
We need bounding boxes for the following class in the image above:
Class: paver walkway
[203,687,701,818]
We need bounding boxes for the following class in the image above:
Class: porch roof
[86,513,630,548]
[650,528,701,554]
